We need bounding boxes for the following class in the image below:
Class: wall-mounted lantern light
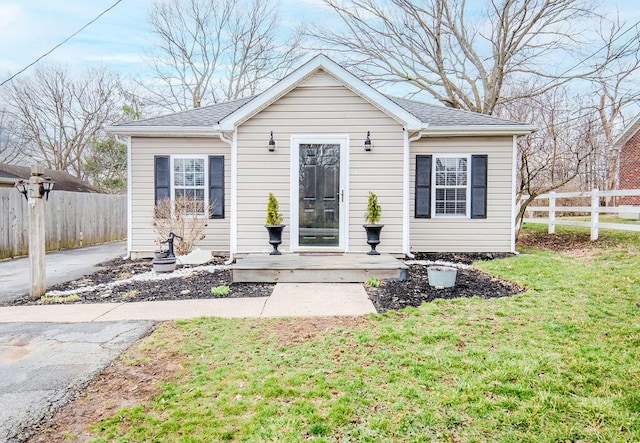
[268,131,277,152]
[364,131,372,151]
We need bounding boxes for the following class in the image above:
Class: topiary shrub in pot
[265,192,285,255]
[363,191,383,255]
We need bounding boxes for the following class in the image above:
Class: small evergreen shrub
[365,191,382,224]
[265,192,283,225]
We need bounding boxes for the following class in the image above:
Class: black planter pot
[265,224,286,255]
[363,224,384,255]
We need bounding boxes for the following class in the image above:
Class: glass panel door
[299,144,340,247]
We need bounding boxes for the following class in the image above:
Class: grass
[91,227,640,442]
[211,285,231,297]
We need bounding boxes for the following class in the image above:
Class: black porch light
[364,131,372,151]
[268,131,277,152]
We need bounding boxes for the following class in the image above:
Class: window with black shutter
[415,154,488,219]
[415,155,432,218]
[470,155,487,219]
[153,155,225,219]
[209,156,224,219]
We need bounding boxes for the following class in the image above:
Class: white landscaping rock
[176,248,213,265]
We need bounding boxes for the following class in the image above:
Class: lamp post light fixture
[40,176,55,200]
[14,165,55,299]
[268,131,277,152]
[364,131,373,151]
[15,179,29,200]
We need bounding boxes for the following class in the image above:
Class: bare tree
[0,108,21,164]
[310,0,615,114]
[143,0,304,112]
[498,87,600,236]
[3,65,121,179]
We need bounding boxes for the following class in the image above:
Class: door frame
[290,134,350,252]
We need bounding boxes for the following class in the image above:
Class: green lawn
[92,228,640,442]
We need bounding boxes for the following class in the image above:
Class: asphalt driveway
[0,321,154,442]
[0,241,126,303]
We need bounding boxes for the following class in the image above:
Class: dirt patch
[272,316,369,346]
[25,323,186,443]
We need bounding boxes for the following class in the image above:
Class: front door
[291,136,348,251]
[299,143,340,247]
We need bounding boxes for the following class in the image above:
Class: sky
[0,0,638,92]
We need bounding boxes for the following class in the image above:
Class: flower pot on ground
[363,191,383,255]
[427,266,458,289]
[265,192,285,255]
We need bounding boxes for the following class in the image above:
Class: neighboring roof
[108,54,535,137]
[0,163,100,193]
[612,114,640,150]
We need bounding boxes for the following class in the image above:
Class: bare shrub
[153,196,211,256]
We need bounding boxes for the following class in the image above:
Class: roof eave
[104,125,220,137]
[420,124,537,137]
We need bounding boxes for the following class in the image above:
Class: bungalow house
[108,55,535,259]
[612,114,640,207]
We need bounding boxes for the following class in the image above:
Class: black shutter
[415,155,432,218]
[209,156,224,219]
[154,156,170,204]
[471,155,488,219]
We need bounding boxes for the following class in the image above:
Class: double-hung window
[173,157,206,215]
[154,155,225,219]
[415,154,487,219]
[434,156,469,216]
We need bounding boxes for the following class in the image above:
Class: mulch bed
[366,255,524,313]
[3,253,525,312]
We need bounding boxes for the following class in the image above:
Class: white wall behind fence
[0,189,126,259]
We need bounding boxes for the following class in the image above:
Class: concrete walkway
[0,283,377,323]
[0,242,126,303]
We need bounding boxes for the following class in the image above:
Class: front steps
[231,253,408,283]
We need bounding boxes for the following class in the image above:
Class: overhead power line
[0,0,124,88]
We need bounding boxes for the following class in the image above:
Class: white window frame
[170,155,209,216]
[432,154,471,218]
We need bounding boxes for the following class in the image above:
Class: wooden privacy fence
[0,188,126,259]
[523,188,640,240]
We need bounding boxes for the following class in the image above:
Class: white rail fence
[0,188,126,259]
[523,188,640,240]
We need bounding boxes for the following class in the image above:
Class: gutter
[104,125,221,137]
[421,124,537,137]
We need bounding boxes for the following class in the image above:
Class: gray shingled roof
[117,96,255,127]
[0,163,100,193]
[115,93,524,128]
[387,96,526,126]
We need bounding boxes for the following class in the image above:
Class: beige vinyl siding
[410,136,514,252]
[236,69,405,253]
[130,137,230,257]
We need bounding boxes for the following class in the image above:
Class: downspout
[511,135,518,253]
[218,131,236,265]
[116,134,132,260]
[403,130,425,259]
